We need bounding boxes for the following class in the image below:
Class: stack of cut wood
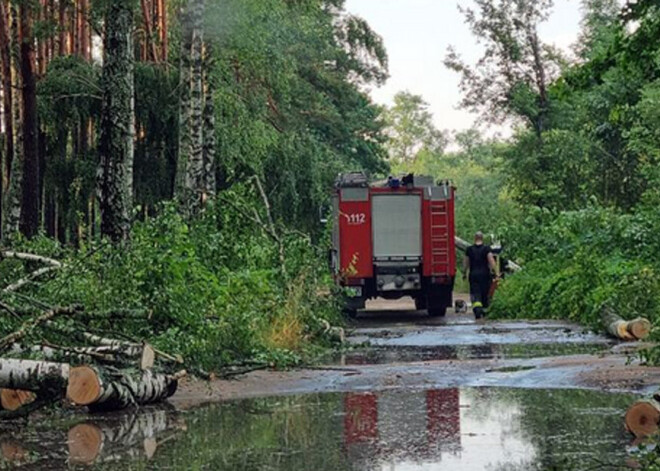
[0,251,187,419]
[1,331,186,418]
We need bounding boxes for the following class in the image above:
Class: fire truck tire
[343,308,358,319]
[414,297,427,311]
[428,306,447,318]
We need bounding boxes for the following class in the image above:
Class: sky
[344,0,584,136]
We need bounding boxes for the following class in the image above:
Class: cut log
[0,389,36,411]
[629,318,652,340]
[42,342,155,369]
[625,399,660,438]
[67,366,185,411]
[601,306,651,341]
[0,358,69,392]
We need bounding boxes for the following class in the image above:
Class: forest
[1,0,660,372]
[0,0,389,371]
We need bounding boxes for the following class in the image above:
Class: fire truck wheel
[428,306,447,318]
[343,308,358,319]
[414,297,427,311]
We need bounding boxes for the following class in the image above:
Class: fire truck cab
[331,172,456,317]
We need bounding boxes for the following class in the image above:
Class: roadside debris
[601,306,651,341]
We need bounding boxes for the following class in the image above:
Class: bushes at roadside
[0,186,341,371]
[490,198,660,334]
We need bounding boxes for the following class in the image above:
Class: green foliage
[382,91,448,163]
[490,197,660,332]
[1,188,342,370]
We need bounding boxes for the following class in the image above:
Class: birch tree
[202,41,216,199]
[185,0,205,212]
[175,5,192,200]
[97,0,136,241]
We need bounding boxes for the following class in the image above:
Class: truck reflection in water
[344,389,461,467]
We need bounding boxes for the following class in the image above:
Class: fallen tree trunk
[3,265,61,293]
[43,342,155,370]
[0,389,36,411]
[0,358,69,392]
[601,306,651,341]
[67,366,186,412]
[625,398,660,438]
[0,251,62,267]
[0,305,81,351]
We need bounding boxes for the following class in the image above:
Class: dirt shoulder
[170,353,660,410]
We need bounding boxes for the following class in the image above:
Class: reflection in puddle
[0,406,184,469]
[324,342,612,366]
[0,388,635,470]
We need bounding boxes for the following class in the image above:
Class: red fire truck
[331,172,456,317]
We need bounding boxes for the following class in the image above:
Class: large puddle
[0,387,637,470]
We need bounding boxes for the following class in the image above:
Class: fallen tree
[0,306,82,352]
[601,306,651,341]
[1,251,64,293]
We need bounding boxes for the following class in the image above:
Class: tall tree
[184,0,205,212]
[0,2,12,200]
[382,91,447,163]
[444,0,562,136]
[3,3,22,237]
[175,3,192,200]
[97,0,136,241]
[18,0,40,238]
[202,41,216,200]
[576,0,621,60]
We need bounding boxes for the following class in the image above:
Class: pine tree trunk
[18,2,39,238]
[175,3,192,200]
[158,0,167,62]
[3,4,22,238]
[98,0,135,242]
[202,40,216,199]
[183,0,204,213]
[0,1,13,202]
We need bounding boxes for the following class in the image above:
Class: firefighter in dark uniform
[462,231,497,319]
